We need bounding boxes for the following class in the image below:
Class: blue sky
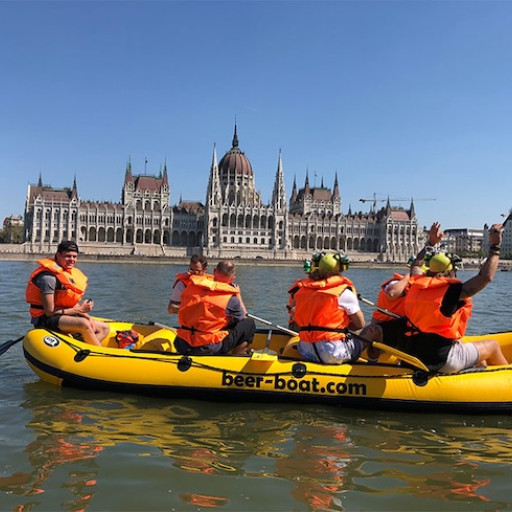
[1,0,511,231]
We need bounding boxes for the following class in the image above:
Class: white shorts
[298,337,363,365]
[439,341,479,374]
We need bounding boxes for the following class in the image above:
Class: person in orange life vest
[403,223,508,373]
[361,272,411,360]
[174,260,256,355]
[293,252,366,364]
[361,222,444,359]
[287,253,324,331]
[167,254,211,314]
[25,241,110,347]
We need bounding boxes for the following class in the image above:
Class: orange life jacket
[173,271,213,288]
[404,275,472,339]
[372,273,409,322]
[25,258,88,317]
[177,275,240,347]
[287,278,306,325]
[294,275,355,343]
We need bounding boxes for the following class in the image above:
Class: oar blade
[0,336,25,356]
[372,341,429,372]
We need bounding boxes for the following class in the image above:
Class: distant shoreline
[0,249,499,271]
[0,250,397,268]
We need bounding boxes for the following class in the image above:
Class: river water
[1,260,512,511]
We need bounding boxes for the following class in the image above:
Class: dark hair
[190,253,208,269]
[57,240,79,254]
[309,269,337,281]
[215,260,235,276]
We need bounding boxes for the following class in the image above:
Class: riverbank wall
[0,243,394,268]
[1,243,510,270]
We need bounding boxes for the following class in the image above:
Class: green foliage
[0,225,23,243]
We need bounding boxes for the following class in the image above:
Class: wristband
[489,244,501,252]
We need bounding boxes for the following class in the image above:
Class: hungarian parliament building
[23,125,424,262]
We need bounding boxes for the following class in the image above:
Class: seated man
[361,222,444,359]
[174,260,255,355]
[167,254,211,314]
[287,253,324,332]
[294,252,366,364]
[25,241,110,347]
[403,223,508,373]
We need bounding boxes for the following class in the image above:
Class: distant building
[3,215,23,229]
[23,124,421,262]
[486,212,512,258]
[443,228,484,256]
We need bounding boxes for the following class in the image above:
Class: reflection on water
[1,382,512,511]
[2,262,512,511]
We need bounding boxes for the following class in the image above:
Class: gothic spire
[304,169,311,195]
[291,174,298,201]
[71,174,78,199]
[272,149,286,212]
[232,121,239,149]
[162,159,168,186]
[206,143,221,206]
[125,157,133,182]
[332,172,339,198]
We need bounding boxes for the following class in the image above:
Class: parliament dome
[218,125,253,177]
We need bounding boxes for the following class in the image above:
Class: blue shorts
[297,336,363,364]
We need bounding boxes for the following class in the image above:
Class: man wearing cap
[25,241,110,346]
[293,252,366,364]
[403,223,508,373]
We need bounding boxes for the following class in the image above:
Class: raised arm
[384,274,410,299]
[410,221,444,276]
[461,223,502,299]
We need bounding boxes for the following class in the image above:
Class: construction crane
[359,194,437,213]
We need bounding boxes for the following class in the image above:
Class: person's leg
[174,336,194,355]
[473,339,508,366]
[92,319,111,343]
[360,322,383,361]
[220,318,256,354]
[440,341,480,373]
[312,338,363,365]
[58,316,103,346]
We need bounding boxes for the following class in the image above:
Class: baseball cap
[57,240,79,253]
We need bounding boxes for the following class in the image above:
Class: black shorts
[175,318,256,355]
[404,332,453,370]
[31,315,60,330]
[379,317,409,351]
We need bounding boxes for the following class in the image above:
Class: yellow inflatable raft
[22,319,512,413]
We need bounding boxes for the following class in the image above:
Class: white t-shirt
[338,288,360,315]
[169,280,186,304]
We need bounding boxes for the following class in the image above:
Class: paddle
[346,329,430,372]
[0,335,25,356]
[247,314,298,336]
[148,321,177,331]
[248,313,428,371]
[358,294,402,320]
[248,327,279,362]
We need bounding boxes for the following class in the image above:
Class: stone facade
[23,125,422,262]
